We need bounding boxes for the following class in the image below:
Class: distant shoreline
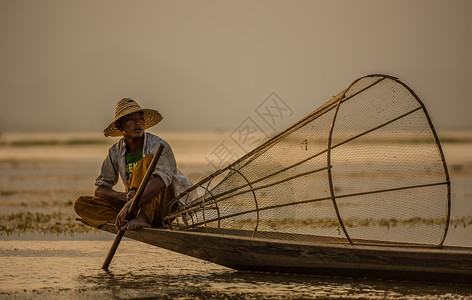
[1,129,472,147]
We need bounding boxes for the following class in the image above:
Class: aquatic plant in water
[0,211,98,235]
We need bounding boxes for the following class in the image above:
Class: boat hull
[98,223,472,282]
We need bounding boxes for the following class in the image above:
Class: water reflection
[77,267,472,299]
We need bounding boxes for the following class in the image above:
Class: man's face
[120,112,145,139]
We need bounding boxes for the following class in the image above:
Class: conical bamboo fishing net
[164,74,450,246]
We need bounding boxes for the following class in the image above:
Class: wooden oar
[102,143,165,270]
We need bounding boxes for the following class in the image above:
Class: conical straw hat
[104,98,163,137]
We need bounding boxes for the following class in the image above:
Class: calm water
[1,236,472,299]
[1,131,472,299]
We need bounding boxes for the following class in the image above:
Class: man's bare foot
[121,210,151,230]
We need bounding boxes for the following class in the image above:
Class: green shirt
[125,148,143,181]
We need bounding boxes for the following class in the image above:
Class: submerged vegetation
[4,212,470,236]
[0,212,98,235]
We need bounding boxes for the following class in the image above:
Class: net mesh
[164,75,450,246]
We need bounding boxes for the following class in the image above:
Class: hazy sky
[1,0,471,133]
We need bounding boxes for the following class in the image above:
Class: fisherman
[74,98,192,230]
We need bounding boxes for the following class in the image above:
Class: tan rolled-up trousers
[74,155,175,228]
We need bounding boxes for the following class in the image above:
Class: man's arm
[138,175,166,206]
[94,185,129,204]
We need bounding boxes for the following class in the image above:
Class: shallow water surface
[1,237,472,299]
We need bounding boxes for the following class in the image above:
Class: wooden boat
[87,221,472,283]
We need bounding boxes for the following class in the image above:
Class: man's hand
[116,199,133,230]
[125,190,136,202]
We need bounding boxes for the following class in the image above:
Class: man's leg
[74,196,124,228]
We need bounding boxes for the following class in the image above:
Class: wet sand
[1,130,472,298]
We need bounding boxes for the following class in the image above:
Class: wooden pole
[102,144,165,270]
